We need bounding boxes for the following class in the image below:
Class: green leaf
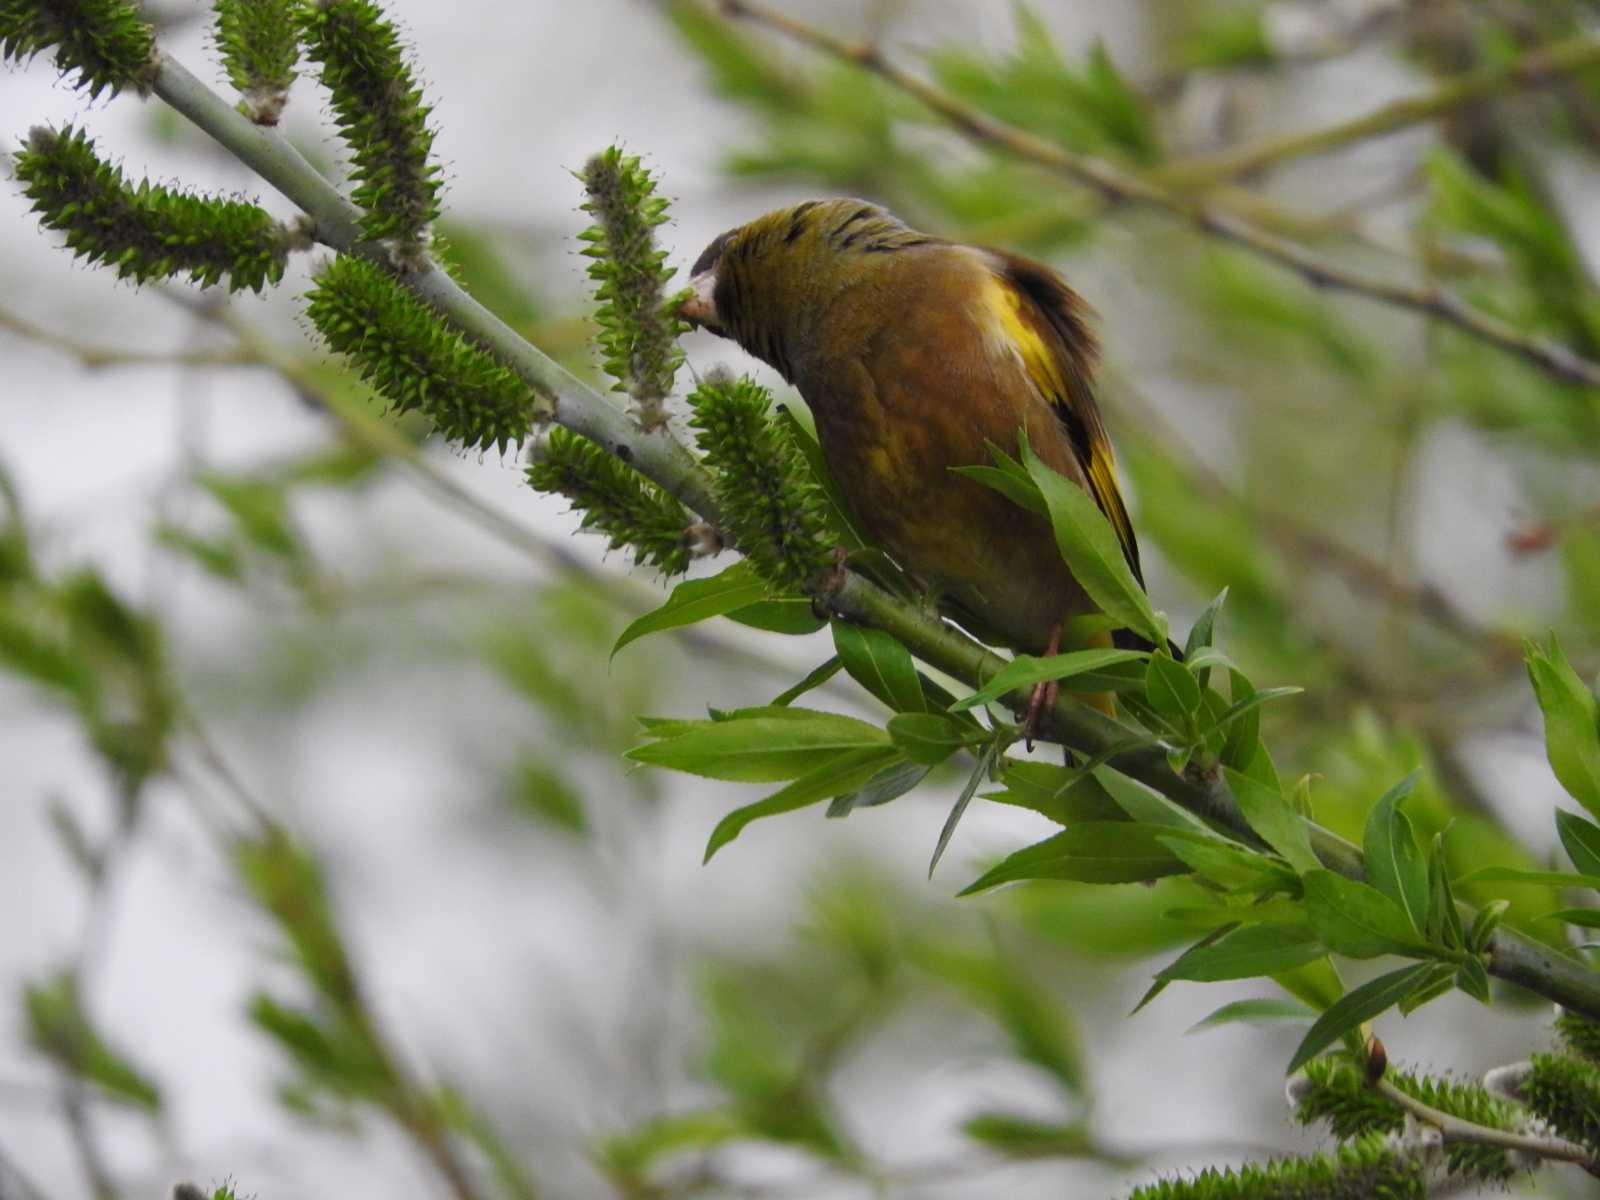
[827,759,930,815]
[951,464,1047,514]
[705,746,901,860]
[628,708,889,781]
[1286,961,1447,1074]
[1302,870,1432,960]
[1362,773,1429,936]
[613,564,767,657]
[1225,766,1321,874]
[832,621,927,713]
[726,598,826,636]
[1145,651,1201,729]
[888,712,974,766]
[951,648,1146,712]
[1454,866,1600,890]
[1156,922,1326,983]
[930,739,1000,877]
[1220,669,1264,770]
[1188,997,1315,1034]
[771,657,843,707]
[1157,837,1292,892]
[1455,956,1491,1003]
[1017,435,1164,646]
[1539,908,1600,929]
[1184,588,1227,662]
[1557,809,1600,877]
[1208,687,1303,738]
[1526,635,1600,819]
[1094,765,1219,834]
[1426,833,1467,951]
[959,822,1190,895]
[1467,899,1509,953]
[983,762,1127,826]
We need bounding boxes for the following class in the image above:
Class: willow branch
[1371,1077,1594,1169]
[117,43,1600,1025]
[148,54,721,521]
[715,0,1600,391]
[1160,34,1600,187]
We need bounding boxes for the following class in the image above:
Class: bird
[679,199,1153,730]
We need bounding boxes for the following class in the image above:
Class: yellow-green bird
[680,199,1153,687]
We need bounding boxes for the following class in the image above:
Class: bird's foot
[1022,622,1063,751]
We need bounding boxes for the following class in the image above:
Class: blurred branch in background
[713,0,1600,389]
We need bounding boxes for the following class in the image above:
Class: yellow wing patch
[983,274,1145,587]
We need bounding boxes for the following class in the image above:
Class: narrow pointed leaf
[1286,961,1445,1074]
[1302,870,1433,959]
[705,747,901,860]
[1188,998,1316,1034]
[1362,772,1428,935]
[1225,766,1321,874]
[958,821,1189,895]
[1556,809,1600,877]
[1156,922,1326,983]
[614,564,767,656]
[951,648,1145,712]
[833,621,927,713]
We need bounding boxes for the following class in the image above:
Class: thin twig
[715,0,1600,390]
[1373,1076,1594,1169]
[1159,34,1600,186]
[0,306,254,369]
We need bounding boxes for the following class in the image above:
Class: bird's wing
[986,250,1145,589]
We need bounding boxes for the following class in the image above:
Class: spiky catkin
[1295,1057,1519,1181]
[688,372,831,591]
[1558,1011,1600,1065]
[0,0,157,97]
[525,427,693,575]
[578,147,687,429]
[14,125,295,292]
[299,0,440,248]
[303,253,541,453]
[1523,1053,1600,1154]
[213,0,301,124]
[1127,1136,1424,1200]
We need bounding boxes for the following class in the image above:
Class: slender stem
[716,0,1600,391]
[1373,1076,1594,1168]
[1159,35,1600,186]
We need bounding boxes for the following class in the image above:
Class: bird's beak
[678,270,722,332]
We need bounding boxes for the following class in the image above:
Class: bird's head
[680,199,935,381]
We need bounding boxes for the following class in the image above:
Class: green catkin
[688,372,832,591]
[1294,1056,1519,1181]
[303,254,540,454]
[14,125,295,292]
[1523,1052,1600,1155]
[0,0,158,97]
[299,0,441,248]
[1557,1010,1600,1065]
[213,0,302,124]
[525,428,694,575]
[1127,1137,1424,1200]
[578,147,688,429]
